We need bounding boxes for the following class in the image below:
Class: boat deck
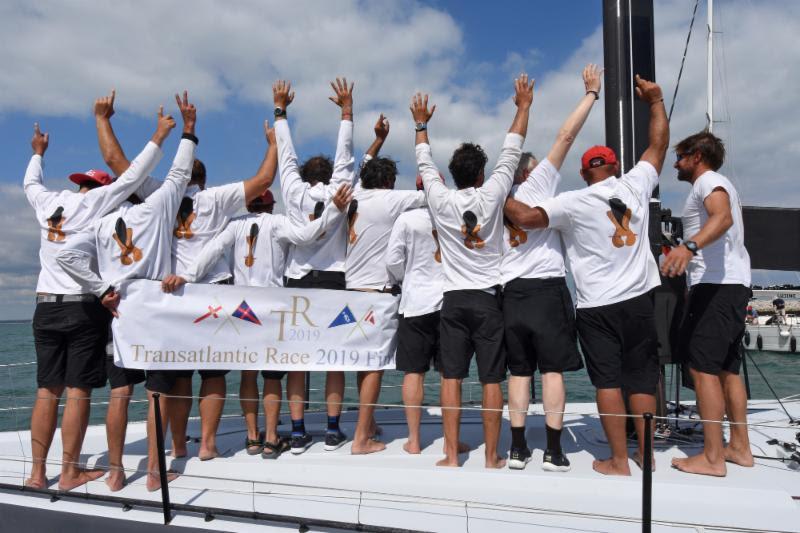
[0,400,798,532]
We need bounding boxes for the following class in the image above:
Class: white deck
[0,400,798,532]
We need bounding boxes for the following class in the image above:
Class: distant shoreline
[0,320,30,324]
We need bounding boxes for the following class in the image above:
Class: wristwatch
[586,90,600,100]
[683,240,699,255]
[415,122,427,132]
[274,107,287,118]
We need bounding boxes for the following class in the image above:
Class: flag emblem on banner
[232,300,261,325]
[329,306,356,328]
[194,305,222,323]
[362,309,375,325]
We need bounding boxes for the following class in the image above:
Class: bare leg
[146,390,178,492]
[437,378,462,467]
[105,384,133,491]
[351,371,385,454]
[402,372,425,454]
[482,383,505,469]
[169,377,192,457]
[198,375,226,460]
[720,370,753,467]
[671,369,726,476]
[593,388,631,476]
[629,392,657,471]
[507,375,530,428]
[58,387,104,490]
[541,372,566,431]
[263,379,282,444]
[240,371,260,445]
[287,372,306,422]
[26,386,63,488]
[326,371,344,417]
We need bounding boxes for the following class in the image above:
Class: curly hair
[674,131,726,171]
[360,157,397,189]
[300,155,334,185]
[448,143,488,189]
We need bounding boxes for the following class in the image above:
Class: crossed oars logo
[174,197,196,239]
[112,217,142,265]
[347,199,359,244]
[607,197,637,248]
[47,206,66,242]
[244,223,259,267]
[461,210,485,250]
[505,218,528,248]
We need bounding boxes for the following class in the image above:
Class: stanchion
[642,412,653,533]
[153,392,172,525]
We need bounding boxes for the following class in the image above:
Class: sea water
[0,321,797,433]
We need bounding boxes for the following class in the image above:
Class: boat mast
[706,0,713,132]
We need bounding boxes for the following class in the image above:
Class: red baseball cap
[581,146,618,170]
[69,169,112,187]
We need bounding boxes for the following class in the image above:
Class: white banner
[112,279,399,371]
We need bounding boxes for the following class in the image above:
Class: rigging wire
[667,0,700,123]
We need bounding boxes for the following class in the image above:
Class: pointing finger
[34,122,41,135]
[158,105,164,118]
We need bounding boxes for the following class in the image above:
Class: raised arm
[272,80,307,222]
[547,64,601,170]
[508,73,534,138]
[504,197,549,230]
[94,89,131,177]
[635,75,669,174]
[365,114,390,159]
[241,120,278,204]
[275,184,351,245]
[23,123,51,210]
[328,78,356,189]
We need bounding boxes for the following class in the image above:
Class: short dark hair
[360,157,397,189]
[300,155,333,185]
[674,131,725,171]
[448,143,488,189]
[191,158,206,187]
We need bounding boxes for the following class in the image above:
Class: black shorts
[285,270,346,290]
[439,289,505,384]
[576,291,659,394]
[106,357,146,389]
[145,370,180,394]
[261,371,288,380]
[173,369,230,379]
[33,300,109,389]
[678,283,750,375]
[503,277,583,375]
[396,311,441,373]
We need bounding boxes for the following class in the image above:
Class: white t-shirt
[501,158,567,283]
[416,133,525,292]
[681,170,751,287]
[385,208,444,317]
[540,161,661,308]
[345,188,426,290]
[56,139,196,296]
[183,203,343,287]
[171,182,246,283]
[24,141,163,295]
[277,119,356,279]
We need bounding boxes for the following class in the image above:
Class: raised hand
[94,89,116,120]
[328,77,354,112]
[374,113,390,141]
[634,74,663,104]
[583,64,602,94]
[332,184,353,212]
[161,274,187,293]
[265,119,276,146]
[512,73,535,109]
[174,90,196,134]
[272,80,295,112]
[409,93,436,124]
[152,105,176,147]
[31,122,49,156]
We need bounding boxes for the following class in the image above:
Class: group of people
[23,62,754,494]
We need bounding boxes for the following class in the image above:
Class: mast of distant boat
[706,0,713,132]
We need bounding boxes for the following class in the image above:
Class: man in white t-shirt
[413,74,534,468]
[57,94,197,491]
[501,64,601,472]
[505,75,669,476]
[661,131,753,477]
[386,175,444,454]
[24,111,169,491]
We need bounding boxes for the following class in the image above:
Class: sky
[1,0,799,319]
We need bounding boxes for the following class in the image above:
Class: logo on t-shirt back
[432,229,442,263]
[47,206,66,242]
[113,217,143,265]
[461,210,485,250]
[504,217,527,248]
[606,198,636,248]
[175,197,196,239]
[347,199,358,244]
[244,223,259,267]
[309,201,327,240]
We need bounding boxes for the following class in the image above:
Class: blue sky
[1,0,799,318]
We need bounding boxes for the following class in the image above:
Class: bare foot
[485,455,506,469]
[632,451,656,472]
[105,468,127,492]
[671,453,726,477]
[198,445,219,461]
[403,440,421,454]
[592,457,631,476]
[58,468,106,491]
[436,455,459,467]
[25,474,47,489]
[146,470,179,492]
[351,439,386,455]
[724,445,754,467]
